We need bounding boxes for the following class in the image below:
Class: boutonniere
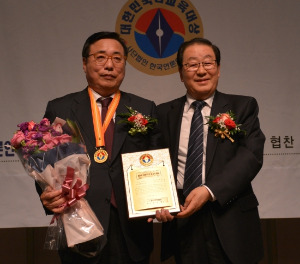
[206,111,246,142]
[117,106,158,136]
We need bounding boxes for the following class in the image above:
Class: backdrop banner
[1,0,299,227]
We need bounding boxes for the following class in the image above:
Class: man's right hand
[40,187,66,214]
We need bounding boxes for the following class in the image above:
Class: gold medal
[88,88,120,163]
[94,148,108,163]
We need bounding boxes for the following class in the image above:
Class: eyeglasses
[88,52,127,67]
[183,60,217,72]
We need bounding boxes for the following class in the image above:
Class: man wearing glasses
[38,32,161,264]
[156,38,265,263]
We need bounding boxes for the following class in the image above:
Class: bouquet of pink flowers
[11,117,106,257]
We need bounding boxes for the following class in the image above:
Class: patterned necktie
[100,97,114,158]
[100,97,117,207]
[183,100,206,197]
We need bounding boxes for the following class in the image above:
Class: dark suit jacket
[157,90,265,264]
[42,88,161,262]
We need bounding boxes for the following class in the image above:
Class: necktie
[183,100,206,197]
[100,97,117,207]
[100,97,114,158]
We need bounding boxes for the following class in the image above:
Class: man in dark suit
[155,38,265,263]
[39,32,161,264]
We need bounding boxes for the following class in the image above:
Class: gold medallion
[94,148,108,163]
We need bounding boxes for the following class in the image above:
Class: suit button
[105,198,110,204]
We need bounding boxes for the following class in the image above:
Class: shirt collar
[185,92,214,110]
[91,88,115,102]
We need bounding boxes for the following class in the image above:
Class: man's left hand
[176,186,211,218]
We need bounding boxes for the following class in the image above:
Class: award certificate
[121,148,180,218]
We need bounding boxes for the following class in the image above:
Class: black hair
[177,37,221,69]
[82,31,128,58]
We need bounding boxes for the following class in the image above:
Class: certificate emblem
[139,154,153,166]
[94,148,108,163]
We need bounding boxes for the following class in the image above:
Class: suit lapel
[70,88,96,148]
[111,91,131,163]
[205,91,229,176]
[167,96,186,176]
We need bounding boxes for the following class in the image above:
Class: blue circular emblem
[116,0,203,76]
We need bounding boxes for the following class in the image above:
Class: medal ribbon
[88,87,120,147]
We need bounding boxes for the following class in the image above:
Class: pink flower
[42,132,54,143]
[53,123,63,134]
[28,121,36,131]
[57,134,72,144]
[40,118,50,127]
[26,131,39,141]
[49,136,60,146]
[26,139,39,147]
[39,142,55,152]
[219,113,231,122]
[135,113,144,119]
[39,134,71,151]
[11,131,25,148]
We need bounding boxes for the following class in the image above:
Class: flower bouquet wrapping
[10,117,106,257]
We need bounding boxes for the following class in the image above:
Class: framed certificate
[121,148,180,218]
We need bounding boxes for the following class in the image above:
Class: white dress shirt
[177,92,215,199]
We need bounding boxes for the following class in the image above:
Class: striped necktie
[183,100,206,197]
